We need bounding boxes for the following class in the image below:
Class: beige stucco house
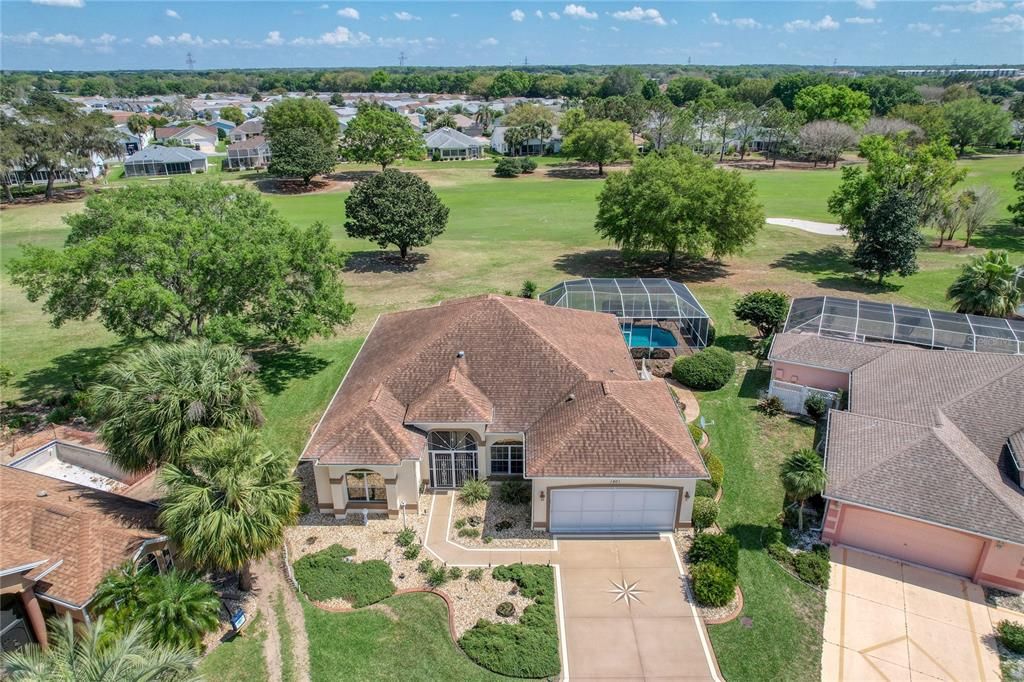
[301,295,708,534]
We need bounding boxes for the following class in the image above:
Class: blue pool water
[622,325,678,348]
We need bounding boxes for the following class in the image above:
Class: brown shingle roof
[228,134,269,152]
[825,350,1024,544]
[769,332,891,372]
[303,295,705,479]
[0,467,162,607]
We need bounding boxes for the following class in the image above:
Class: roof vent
[456,351,465,358]
[36,490,48,498]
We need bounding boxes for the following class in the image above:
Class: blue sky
[1,1,1021,71]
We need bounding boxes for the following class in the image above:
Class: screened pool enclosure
[540,278,712,349]
[785,296,1024,355]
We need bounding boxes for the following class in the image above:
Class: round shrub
[448,566,463,581]
[688,533,739,576]
[695,480,715,498]
[459,479,491,504]
[403,544,421,561]
[691,562,736,607]
[396,527,415,547]
[804,394,828,421]
[467,568,484,582]
[494,158,520,178]
[518,156,538,173]
[766,541,792,564]
[427,566,449,588]
[792,551,830,588]
[687,421,705,447]
[417,558,434,574]
[997,619,1024,654]
[496,601,517,618]
[703,451,724,490]
[692,497,719,532]
[672,347,735,390]
[705,323,717,347]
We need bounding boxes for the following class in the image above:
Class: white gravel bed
[449,483,553,549]
[446,570,535,637]
[987,587,1024,614]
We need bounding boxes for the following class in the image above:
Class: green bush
[498,479,531,504]
[396,527,415,547]
[518,156,538,173]
[467,568,484,582]
[454,518,467,530]
[403,544,421,561]
[482,536,493,544]
[427,566,448,588]
[733,290,790,337]
[292,545,396,607]
[448,567,463,581]
[695,480,715,498]
[705,323,717,347]
[417,559,434,574]
[997,620,1024,654]
[757,395,785,417]
[518,280,538,299]
[691,562,736,607]
[687,421,705,447]
[688,533,739,576]
[792,551,830,588]
[692,497,720,532]
[458,527,481,539]
[672,347,736,390]
[766,541,792,564]
[704,451,724,490]
[804,394,828,421]
[459,479,491,504]
[494,158,521,178]
[460,564,560,678]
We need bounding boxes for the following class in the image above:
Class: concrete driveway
[555,537,719,681]
[823,546,1006,681]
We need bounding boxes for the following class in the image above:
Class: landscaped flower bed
[449,481,552,549]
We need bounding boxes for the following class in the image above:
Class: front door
[429,450,478,488]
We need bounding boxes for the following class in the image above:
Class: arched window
[428,431,478,488]
[345,469,386,502]
[490,440,524,476]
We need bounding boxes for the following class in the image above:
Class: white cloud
[1015,1,1024,7]
[700,41,722,48]
[40,32,83,46]
[612,6,667,25]
[2,32,43,44]
[91,33,116,52]
[933,0,1005,11]
[855,0,877,8]
[987,12,1024,29]
[784,15,840,31]
[143,32,232,48]
[548,11,561,19]
[846,16,881,23]
[393,11,420,21]
[708,12,762,29]
[478,36,499,46]
[907,21,944,36]
[511,8,525,21]
[30,0,84,6]
[535,9,544,18]
[610,25,620,31]
[291,26,371,46]
[318,3,328,8]
[337,7,359,19]
[264,30,284,45]
[563,4,598,19]
[450,13,459,18]
[165,9,180,19]
[144,34,164,46]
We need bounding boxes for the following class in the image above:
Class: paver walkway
[823,546,1008,682]
[423,492,720,681]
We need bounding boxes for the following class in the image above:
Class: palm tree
[92,561,153,636]
[433,112,458,130]
[139,571,220,650]
[126,114,149,137]
[1,615,199,682]
[159,427,300,591]
[946,250,1024,317]
[90,340,264,473]
[474,104,495,128]
[503,126,526,157]
[532,120,553,155]
[780,448,827,532]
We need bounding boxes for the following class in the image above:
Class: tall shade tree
[1010,167,1024,229]
[502,103,557,128]
[11,181,353,342]
[344,169,449,259]
[946,250,1023,317]
[562,119,635,176]
[0,115,25,202]
[159,427,300,591]
[942,98,1012,155]
[594,148,764,266]
[90,339,264,472]
[849,186,924,284]
[218,105,246,127]
[13,92,96,200]
[759,99,802,168]
[339,105,425,170]
[263,97,339,147]
[1,615,199,682]
[959,186,1000,248]
[780,449,828,532]
[733,290,790,337]
[268,126,337,185]
[794,84,872,127]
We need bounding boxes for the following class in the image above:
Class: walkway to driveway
[823,546,1015,681]
[423,491,720,681]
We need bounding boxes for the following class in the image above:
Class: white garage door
[549,488,678,533]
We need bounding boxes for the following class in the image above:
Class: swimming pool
[622,325,678,348]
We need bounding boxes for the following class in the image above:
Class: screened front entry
[428,431,479,488]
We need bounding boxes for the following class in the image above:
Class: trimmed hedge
[293,544,396,607]
[688,422,705,447]
[792,552,830,588]
[688,533,739,576]
[997,619,1024,654]
[692,497,720,531]
[695,480,716,498]
[691,562,736,607]
[459,564,560,679]
[704,451,724,490]
[672,347,735,390]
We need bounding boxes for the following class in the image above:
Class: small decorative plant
[459,479,491,504]
[997,620,1024,654]
[804,394,828,421]
[757,395,785,417]
[458,527,481,539]
[417,558,434,574]
[495,601,516,618]
[447,566,463,581]
[692,497,720,532]
[427,566,448,588]
[403,544,421,561]
[396,527,416,547]
[467,568,484,582]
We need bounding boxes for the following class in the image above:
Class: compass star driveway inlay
[555,538,718,681]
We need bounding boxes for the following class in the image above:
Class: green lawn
[274,590,296,682]
[198,614,268,682]
[303,593,507,682]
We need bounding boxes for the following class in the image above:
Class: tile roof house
[0,466,169,649]
[301,295,708,534]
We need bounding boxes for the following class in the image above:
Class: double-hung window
[490,441,524,476]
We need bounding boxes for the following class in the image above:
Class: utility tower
[185,51,196,70]
[399,51,406,67]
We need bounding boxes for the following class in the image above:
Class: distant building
[229,118,264,143]
[423,127,484,160]
[153,125,218,154]
[227,135,271,170]
[491,126,562,156]
[123,146,208,177]
[896,68,1022,77]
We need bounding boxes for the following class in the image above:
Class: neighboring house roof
[423,126,482,150]
[303,295,706,479]
[490,126,562,148]
[228,135,270,153]
[451,113,475,128]
[824,348,1024,545]
[125,146,207,163]
[769,332,892,373]
[0,466,162,607]
[232,118,264,136]
[154,125,216,141]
